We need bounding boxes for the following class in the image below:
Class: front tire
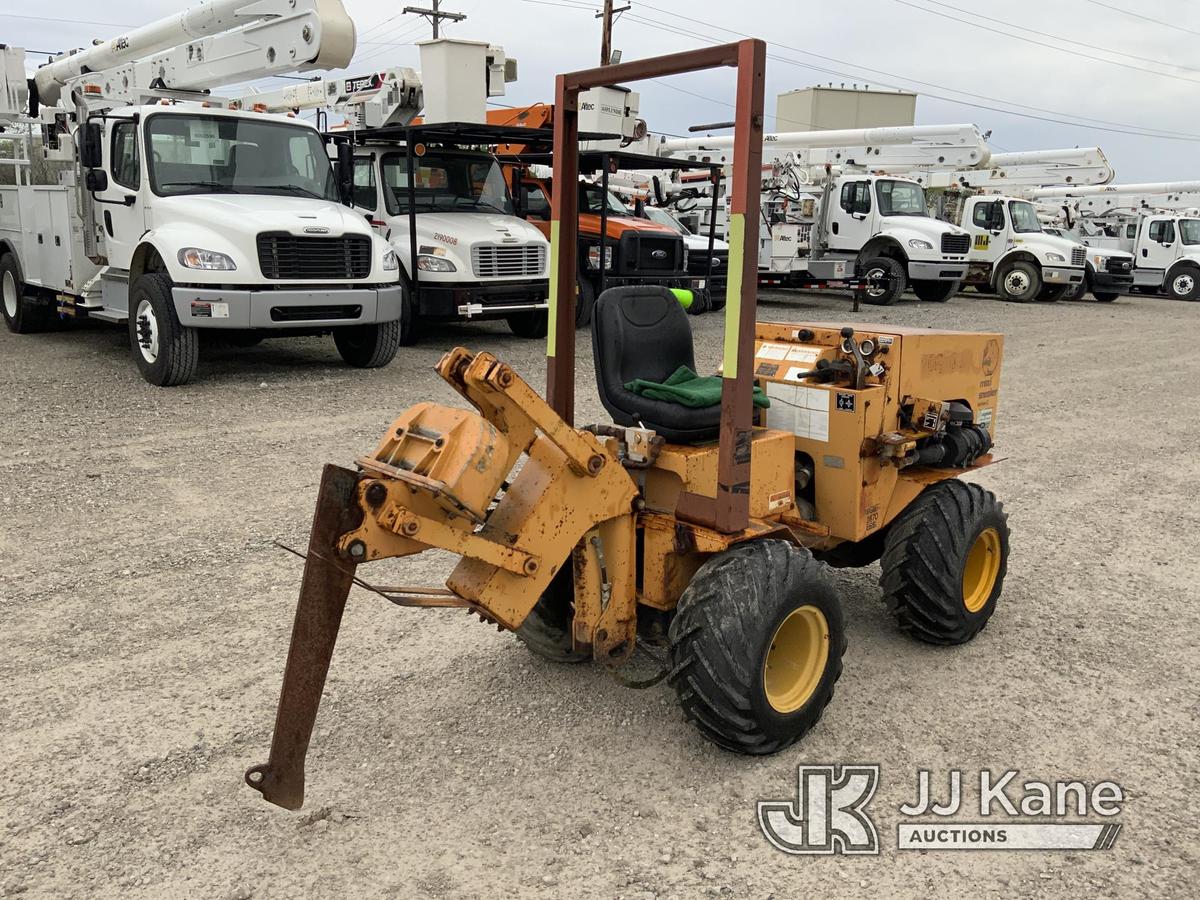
[515,565,588,663]
[507,309,549,339]
[1093,291,1120,303]
[334,321,401,368]
[128,273,199,386]
[879,480,1009,645]
[995,260,1042,303]
[575,276,597,328]
[1166,268,1200,301]
[668,540,845,755]
[1038,284,1070,302]
[911,279,960,302]
[1,253,56,334]
[860,256,906,306]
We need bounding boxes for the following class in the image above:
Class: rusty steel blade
[245,464,362,810]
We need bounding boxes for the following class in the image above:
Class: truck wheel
[1037,284,1069,302]
[575,277,596,328]
[1,253,55,334]
[879,480,1009,645]
[1093,291,1120,303]
[128,273,199,387]
[685,287,710,316]
[1064,278,1088,301]
[995,260,1041,303]
[668,540,845,754]
[1166,268,1200,301]
[911,279,959,302]
[506,310,549,339]
[334,321,401,368]
[515,565,588,663]
[860,256,906,306]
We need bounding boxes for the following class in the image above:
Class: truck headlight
[417,255,456,272]
[382,249,399,271]
[178,248,236,271]
[1045,252,1066,262]
[908,239,934,251]
[586,245,614,270]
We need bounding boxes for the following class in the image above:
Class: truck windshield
[380,152,514,215]
[580,183,632,215]
[643,206,691,234]
[1180,219,1200,245]
[1008,201,1043,234]
[875,180,927,217]
[146,114,336,200]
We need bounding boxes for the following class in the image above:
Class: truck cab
[517,175,689,326]
[637,204,729,311]
[956,195,1086,302]
[1130,215,1200,301]
[1043,227,1135,302]
[344,143,551,340]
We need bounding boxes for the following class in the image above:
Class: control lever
[839,327,868,390]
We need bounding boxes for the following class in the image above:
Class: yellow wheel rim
[763,605,830,714]
[962,527,1002,613]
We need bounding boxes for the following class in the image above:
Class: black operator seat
[590,285,722,443]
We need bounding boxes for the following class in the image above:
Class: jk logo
[758,765,881,855]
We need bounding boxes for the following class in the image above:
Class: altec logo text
[758,766,1124,855]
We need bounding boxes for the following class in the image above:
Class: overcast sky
[5,0,1199,182]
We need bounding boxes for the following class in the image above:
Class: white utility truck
[236,42,552,342]
[0,0,402,386]
[1035,182,1200,300]
[660,125,988,305]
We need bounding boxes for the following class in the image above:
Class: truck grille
[636,236,682,271]
[257,233,372,280]
[1071,247,1086,267]
[1105,256,1133,274]
[269,305,363,322]
[471,244,547,278]
[688,249,728,277]
[941,233,970,255]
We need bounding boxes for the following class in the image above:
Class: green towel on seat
[624,365,770,409]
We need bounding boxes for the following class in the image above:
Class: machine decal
[836,393,855,412]
[982,339,1001,376]
[977,408,995,429]
[974,235,990,251]
[768,490,793,512]
[764,382,830,442]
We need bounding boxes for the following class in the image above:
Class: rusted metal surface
[245,464,362,811]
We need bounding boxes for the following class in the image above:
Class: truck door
[827,179,873,252]
[1138,217,1178,278]
[351,154,384,233]
[97,118,145,271]
[965,199,1005,264]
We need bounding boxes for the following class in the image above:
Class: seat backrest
[591,285,696,414]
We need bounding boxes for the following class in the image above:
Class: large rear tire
[911,279,959,302]
[334,321,401,368]
[860,256,906,306]
[1,253,56,334]
[668,540,845,755]
[879,480,1009,645]
[128,273,199,387]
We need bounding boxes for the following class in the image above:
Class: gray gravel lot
[1,289,1197,898]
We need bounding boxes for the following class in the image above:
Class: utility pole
[402,0,466,39]
[597,0,632,65]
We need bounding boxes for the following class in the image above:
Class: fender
[857,236,907,268]
[989,249,1041,289]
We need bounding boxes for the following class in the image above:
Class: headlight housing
[1045,252,1066,263]
[907,239,934,251]
[382,249,399,271]
[178,248,236,270]
[417,254,456,272]
[586,245,614,270]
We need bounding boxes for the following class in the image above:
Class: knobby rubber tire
[515,564,588,663]
[128,273,199,387]
[879,480,1009,645]
[667,540,846,755]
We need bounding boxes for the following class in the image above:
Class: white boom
[34,0,355,106]
[930,147,1114,191]
[1034,181,1200,218]
[235,67,424,128]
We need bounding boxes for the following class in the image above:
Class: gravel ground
[1,289,1197,899]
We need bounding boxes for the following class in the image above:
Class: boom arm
[235,67,424,128]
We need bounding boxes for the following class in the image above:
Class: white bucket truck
[0,0,402,385]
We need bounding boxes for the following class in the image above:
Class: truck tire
[668,540,845,755]
[879,480,1009,645]
[507,310,549,339]
[515,565,589,663]
[1064,277,1088,301]
[1,253,56,334]
[1093,291,1120,303]
[995,260,1041,303]
[334,321,401,368]
[911,279,960,302]
[397,284,420,346]
[1166,267,1200,301]
[575,276,596,328]
[1037,284,1069,302]
[860,256,906,306]
[128,273,199,387]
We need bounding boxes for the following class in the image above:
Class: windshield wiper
[157,181,238,195]
[241,184,328,200]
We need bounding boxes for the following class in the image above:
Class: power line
[893,0,1200,85]
[1081,0,1200,37]
[0,13,132,28]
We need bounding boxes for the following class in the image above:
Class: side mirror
[84,168,108,193]
[633,197,646,218]
[335,142,354,206]
[79,121,103,170]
